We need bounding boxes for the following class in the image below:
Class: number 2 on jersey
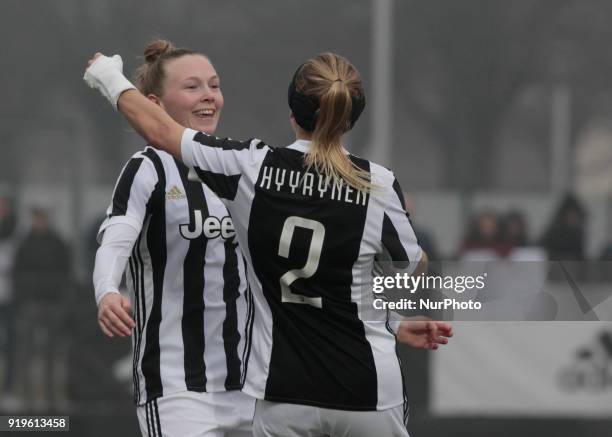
[278,216,325,308]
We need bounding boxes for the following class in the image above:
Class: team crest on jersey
[166,185,186,200]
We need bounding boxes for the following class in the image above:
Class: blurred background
[1,0,611,435]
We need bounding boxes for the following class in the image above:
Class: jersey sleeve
[97,153,159,242]
[93,222,140,305]
[376,177,423,334]
[378,177,423,274]
[180,128,269,201]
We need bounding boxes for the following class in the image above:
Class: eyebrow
[183,75,219,82]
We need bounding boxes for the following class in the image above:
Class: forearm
[93,223,139,305]
[84,53,185,159]
[117,89,184,159]
[412,250,428,277]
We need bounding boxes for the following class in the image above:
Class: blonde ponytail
[296,53,372,192]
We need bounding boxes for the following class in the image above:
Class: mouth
[192,108,216,120]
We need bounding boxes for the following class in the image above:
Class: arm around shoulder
[84,53,185,159]
[117,89,185,159]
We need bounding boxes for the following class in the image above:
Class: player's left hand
[396,320,453,350]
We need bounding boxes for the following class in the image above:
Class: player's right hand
[86,52,103,68]
[98,292,136,338]
[83,52,135,110]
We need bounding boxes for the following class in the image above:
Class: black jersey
[180,129,422,411]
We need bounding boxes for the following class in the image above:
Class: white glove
[84,54,136,110]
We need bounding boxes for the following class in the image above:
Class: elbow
[414,250,428,276]
[140,114,173,149]
[118,98,173,150]
[144,118,182,158]
[147,124,168,149]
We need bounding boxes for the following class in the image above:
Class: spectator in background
[459,210,503,258]
[13,207,71,302]
[12,207,72,408]
[500,210,528,247]
[0,194,17,399]
[84,214,105,279]
[598,240,612,281]
[541,194,586,261]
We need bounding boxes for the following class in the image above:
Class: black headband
[287,64,366,132]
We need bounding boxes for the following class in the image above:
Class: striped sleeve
[97,153,159,242]
[180,128,268,201]
[379,177,422,273]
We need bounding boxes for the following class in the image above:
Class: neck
[296,133,312,141]
[294,126,312,141]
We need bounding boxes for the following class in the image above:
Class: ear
[147,94,162,106]
[289,112,297,130]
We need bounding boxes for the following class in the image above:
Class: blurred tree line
[396,0,612,189]
[3,0,612,191]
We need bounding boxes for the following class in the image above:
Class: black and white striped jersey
[180,128,422,411]
[98,146,248,405]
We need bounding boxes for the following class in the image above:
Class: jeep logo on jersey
[180,211,235,240]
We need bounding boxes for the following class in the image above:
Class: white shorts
[136,390,255,437]
[252,400,409,437]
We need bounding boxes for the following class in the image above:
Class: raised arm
[84,53,184,159]
[84,52,269,190]
[119,89,184,159]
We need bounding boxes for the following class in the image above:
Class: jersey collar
[286,139,311,153]
[286,139,351,156]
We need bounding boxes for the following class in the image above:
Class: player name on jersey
[258,165,368,206]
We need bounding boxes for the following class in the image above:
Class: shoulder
[121,145,173,165]
[114,146,167,187]
[138,146,170,177]
[189,129,267,152]
[118,146,158,168]
[366,159,395,188]
[141,145,172,165]
[346,152,394,181]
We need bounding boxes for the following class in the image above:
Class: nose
[200,86,215,103]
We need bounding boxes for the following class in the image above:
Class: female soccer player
[92,40,254,437]
[86,51,452,437]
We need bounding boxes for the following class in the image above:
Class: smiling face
[153,54,224,134]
